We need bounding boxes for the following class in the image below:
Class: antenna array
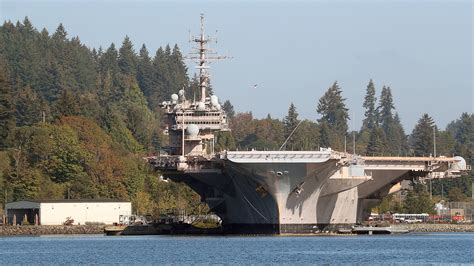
[187,14,229,102]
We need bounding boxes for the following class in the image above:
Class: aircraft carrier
[148,15,470,234]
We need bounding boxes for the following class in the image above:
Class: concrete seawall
[0,225,105,236]
[394,224,474,233]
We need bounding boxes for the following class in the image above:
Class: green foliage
[215,131,236,151]
[317,81,349,150]
[362,79,377,131]
[366,127,386,156]
[447,187,466,202]
[378,86,395,131]
[292,120,320,151]
[403,191,433,214]
[14,86,49,126]
[431,176,472,198]
[222,100,235,119]
[403,184,434,214]
[283,103,299,150]
[118,36,137,77]
[446,113,473,162]
[317,81,349,135]
[374,194,403,214]
[0,18,207,215]
[410,113,435,156]
[53,89,81,118]
[0,61,15,148]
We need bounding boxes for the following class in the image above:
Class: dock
[351,226,410,235]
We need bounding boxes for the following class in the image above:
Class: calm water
[0,233,473,265]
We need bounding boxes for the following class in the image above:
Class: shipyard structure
[148,15,470,234]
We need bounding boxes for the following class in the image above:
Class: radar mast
[188,14,228,103]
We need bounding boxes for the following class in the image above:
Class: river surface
[0,233,473,264]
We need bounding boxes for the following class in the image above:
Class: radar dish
[186,124,199,137]
[171,94,178,103]
[210,95,219,106]
[453,156,467,170]
[197,102,206,111]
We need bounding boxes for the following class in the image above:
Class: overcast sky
[1,0,472,131]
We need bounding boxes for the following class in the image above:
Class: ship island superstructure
[149,15,470,234]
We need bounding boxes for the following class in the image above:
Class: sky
[1,0,472,131]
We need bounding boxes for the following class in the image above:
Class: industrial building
[5,199,131,225]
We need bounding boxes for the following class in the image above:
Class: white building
[5,200,131,225]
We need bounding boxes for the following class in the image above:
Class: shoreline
[0,225,105,236]
[1,223,473,236]
[392,223,474,233]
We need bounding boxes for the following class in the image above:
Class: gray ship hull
[164,151,372,234]
[155,151,465,234]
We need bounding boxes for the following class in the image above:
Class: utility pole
[352,132,356,155]
[344,135,347,154]
[182,111,185,157]
[429,179,432,199]
[441,183,444,200]
[433,126,436,157]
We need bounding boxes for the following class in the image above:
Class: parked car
[405,217,423,223]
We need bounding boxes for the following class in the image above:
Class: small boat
[104,225,127,236]
[352,226,410,235]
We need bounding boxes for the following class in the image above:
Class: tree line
[0,18,206,215]
[0,18,471,216]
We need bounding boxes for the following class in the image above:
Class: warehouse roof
[7,199,130,204]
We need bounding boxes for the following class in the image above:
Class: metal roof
[7,199,130,204]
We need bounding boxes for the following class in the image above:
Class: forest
[0,18,472,216]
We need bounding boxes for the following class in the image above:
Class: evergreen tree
[446,113,473,161]
[151,46,169,106]
[222,100,235,119]
[52,23,67,41]
[118,36,137,77]
[0,64,16,148]
[377,86,407,155]
[318,121,331,149]
[53,88,80,118]
[283,103,299,150]
[292,120,320,151]
[436,131,456,156]
[14,86,49,126]
[317,81,349,134]
[411,113,435,156]
[362,79,377,130]
[137,44,155,105]
[99,43,120,83]
[366,127,385,156]
[317,81,349,150]
[215,131,236,151]
[187,73,200,101]
[284,103,299,135]
[378,86,394,132]
[392,113,408,155]
[403,183,434,214]
[21,17,34,35]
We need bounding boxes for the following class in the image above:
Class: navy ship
[148,15,469,234]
